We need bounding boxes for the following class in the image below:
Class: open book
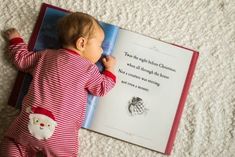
[8,3,199,155]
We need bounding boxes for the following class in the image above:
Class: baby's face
[83,25,105,63]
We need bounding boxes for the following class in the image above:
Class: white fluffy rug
[0,0,235,156]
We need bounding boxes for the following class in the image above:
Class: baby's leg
[0,137,36,157]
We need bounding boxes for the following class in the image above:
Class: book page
[89,29,193,152]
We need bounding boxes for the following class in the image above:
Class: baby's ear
[75,37,87,52]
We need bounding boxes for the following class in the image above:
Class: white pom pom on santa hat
[31,106,56,121]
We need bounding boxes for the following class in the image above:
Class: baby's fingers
[5,28,16,35]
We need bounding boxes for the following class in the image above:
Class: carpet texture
[0,0,234,156]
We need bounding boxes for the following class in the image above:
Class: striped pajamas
[0,38,116,156]
[1,137,38,157]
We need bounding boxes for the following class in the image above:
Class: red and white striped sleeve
[8,37,45,73]
[85,64,116,97]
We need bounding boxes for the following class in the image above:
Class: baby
[1,12,116,156]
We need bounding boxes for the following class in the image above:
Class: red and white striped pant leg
[0,137,36,157]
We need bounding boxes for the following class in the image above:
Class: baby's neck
[63,45,81,55]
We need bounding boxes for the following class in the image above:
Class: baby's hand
[4,28,21,40]
[102,56,116,73]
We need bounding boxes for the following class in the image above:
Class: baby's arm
[85,56,116,96]
[4,28,45,73]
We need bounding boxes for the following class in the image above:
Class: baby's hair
[57,12,100,47]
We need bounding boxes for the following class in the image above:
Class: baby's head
[57,12,104,63]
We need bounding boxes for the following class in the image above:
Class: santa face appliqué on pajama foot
[26,106,57,140]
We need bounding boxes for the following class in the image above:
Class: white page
[89,29,193,153]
